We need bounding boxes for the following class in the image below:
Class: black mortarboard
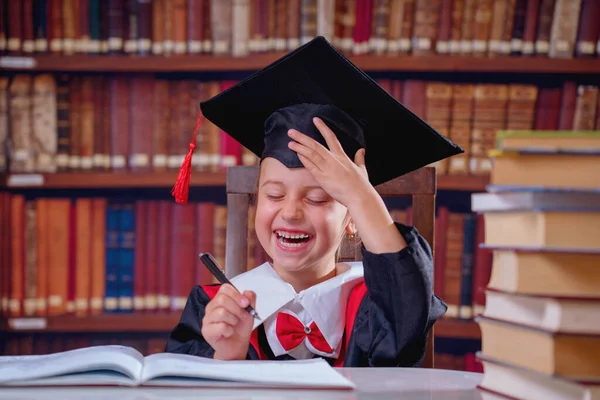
[172,36,463,203]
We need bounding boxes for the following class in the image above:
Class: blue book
[104,203,120,313]
[118,203,136,313]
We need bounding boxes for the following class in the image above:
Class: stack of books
[471,131,600,400]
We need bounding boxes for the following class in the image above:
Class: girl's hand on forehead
[287,117,371,207]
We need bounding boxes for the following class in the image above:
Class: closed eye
[307,198,329,205]
[266,194,284,201]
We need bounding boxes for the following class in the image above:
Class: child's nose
[281,200,303,221]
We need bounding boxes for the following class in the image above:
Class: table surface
[0,368,490,400]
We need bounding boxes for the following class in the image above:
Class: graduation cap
[172,36,463,204]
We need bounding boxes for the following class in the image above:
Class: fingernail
[288,129,296,136]
[240,297,249,307]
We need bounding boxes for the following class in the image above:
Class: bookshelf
[3,0,599,374]
[0,172,489,191]
[0,316,481,339]
[3,54,600,73]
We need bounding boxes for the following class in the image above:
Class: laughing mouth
[275,230,312,248]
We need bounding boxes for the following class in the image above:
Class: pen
[199,253,261,321]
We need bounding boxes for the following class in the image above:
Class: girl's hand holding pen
[201,284,257,360]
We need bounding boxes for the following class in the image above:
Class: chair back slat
[225,165,437,368]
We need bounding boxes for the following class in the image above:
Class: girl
[166,37,460,367]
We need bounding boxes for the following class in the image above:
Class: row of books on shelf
[0,191,492,323]
[2,72,600,176]
[471,131,600,400]
[2,0,599,59]
[1,333,169,358]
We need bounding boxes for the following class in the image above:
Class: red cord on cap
[171,111,205,204]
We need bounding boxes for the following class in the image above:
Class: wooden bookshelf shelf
[435,318,481,340]
[1,171,228,189]
[1,315,480,338]
[436,174,489,192]
[3,54,600,74]
[0,172,488,191]
[0,314,181,333]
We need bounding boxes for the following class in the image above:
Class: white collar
[230,262,364,357]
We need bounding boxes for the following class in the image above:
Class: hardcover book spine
[34,8,50,52]
[509,0,527,55]
[459,0,477,55]
[78,0,90,53]
[172,0,187,54]
[118,203,136,313]
[75,198,92,317]
[521,0,540,55]
[79,77,95,170]
[134,201,147,312]
[68,76,81,171]
[534,0,555,56]
[35,198,48,317]
[548,0,582,58]
[572,85,599,131]
[412,0,441,55]
[443,212,464,319]
[301,0,318,45]
[157,201,171,311]
[287,0,302,50]
[472,0,492,56]
[187,0,205,54]
[89,0,102,53]
[47,199,70,316]
[145,201,159,312]
[32,74,58,172]
[459,213,476,320]
[435,0,452,54]
[506,84,538,130]
[211,0,232,54]
[574,0,600,58]
[448,0,464,54]
[448,84,474,174]
[104,203,120,313]
[130,75,154,171]
[90,198,106,315]
[22,0,35,54]
[232,0,250,56]
[24,201,37,317]
[9,75,34,173]
[152,0,165,55]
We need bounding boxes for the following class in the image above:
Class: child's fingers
[206,291,250,322]
[204,306,240,326]
[313,117,345,156]
[219,284,251,308]
[204,321,235,339]
[242,290,256,308]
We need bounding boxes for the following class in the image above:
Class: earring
[346,230,359,242]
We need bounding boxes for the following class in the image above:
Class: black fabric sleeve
[164,284,262,360]
[348,222,447,367]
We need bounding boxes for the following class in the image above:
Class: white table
[0,368,485,400]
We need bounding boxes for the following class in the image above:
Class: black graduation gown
[165,222,447,367]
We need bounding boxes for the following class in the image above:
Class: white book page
[2,371,137,387]
[0,345,144,384]
[141,353,355,389]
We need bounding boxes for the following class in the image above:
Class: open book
[0,345,355,389]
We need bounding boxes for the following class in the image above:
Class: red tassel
[171,111,205,204]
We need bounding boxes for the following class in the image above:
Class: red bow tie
[275,312,334,354]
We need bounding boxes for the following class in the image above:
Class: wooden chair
[225,165,437,368]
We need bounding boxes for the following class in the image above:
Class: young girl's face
[255,157,349,275]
